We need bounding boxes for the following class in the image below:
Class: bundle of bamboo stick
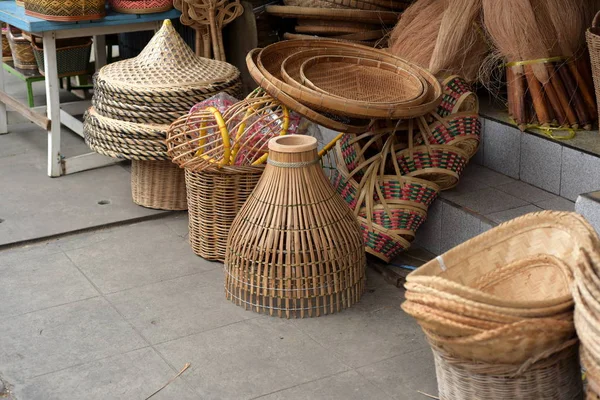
[483,0,596,130]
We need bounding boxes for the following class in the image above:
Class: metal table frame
[0,3,180,177]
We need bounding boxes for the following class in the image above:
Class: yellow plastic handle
[194,106,231,166]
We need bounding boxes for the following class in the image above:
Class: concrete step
[415,163,575,255]
[477,110,600,203]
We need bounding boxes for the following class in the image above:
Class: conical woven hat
[98,20,240,91]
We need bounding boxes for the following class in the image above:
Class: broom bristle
[428,0,486,81]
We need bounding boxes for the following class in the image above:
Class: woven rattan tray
[246,49,372,133]
[257,39,442,119]
[266,5,399,23]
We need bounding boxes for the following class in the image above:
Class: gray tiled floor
[0,215,437,400]
[0,70,170,247]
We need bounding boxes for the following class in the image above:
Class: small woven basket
[432,343,583,400]
[2,27,11,62]
[24,0,105,21]
[131,160,187,210]
[436,75,479,118]
[6,26,36,70]
[185,167,263,261]
[587,12,600,126]
[31,37,92,77]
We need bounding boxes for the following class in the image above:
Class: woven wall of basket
[85,20,243,211]
[166,89,305,261]
[224,135,367,318]
[6,26,37,70]
[326,75,480,262]
[2,25,12,63]
[402,211,598,399]
[24,0,105,21]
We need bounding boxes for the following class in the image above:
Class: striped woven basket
[395,145,469,191]
[6,27,37,70]
[109,0,173,14]
[436,75,479,117]
[415,112,481,159]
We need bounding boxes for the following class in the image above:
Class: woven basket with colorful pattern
[109,0,173,14]
[396,145,469,191]
[25,0,105,21]
[416,113,481,158]
[436,75,479,117]
[2,27,11,62]
[359,223,412,262]
[6,27,36,70]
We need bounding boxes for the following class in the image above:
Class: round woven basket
[266,5,399,23]
[415,112,481,159]
[185,167,263,261]
[437,75,479,117]
[246,48,372,134]
[131,160,187,210]
[432,343,582,400]
[24,0,105,21]
[225,135,367,318]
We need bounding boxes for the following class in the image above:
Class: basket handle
[594,11,600,28]
[194,106,231,166]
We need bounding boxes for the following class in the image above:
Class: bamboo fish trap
[225,135,367,318]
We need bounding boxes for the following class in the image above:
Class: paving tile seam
[1,294,102,322]
[247,369,361,400]
[0,212,180,252]
[24,344,152,381]
[287,322,355,370]
[353,345,431,371]
[101,266,221,296]
[150,316,263,348]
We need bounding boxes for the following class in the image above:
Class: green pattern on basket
[359,208,426,232]
[397,147,468,176]
[331,169,359,209]
[416,114,481,146]
[378,178,438,208]
[436,76,472,117]
[32,41,92,77]
[338,134,365,181]
[361,226,409,261]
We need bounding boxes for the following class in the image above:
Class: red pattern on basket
[378,180,438,208]
[359,208,426,232]
[397,148,468,176]
[109,0,172,10]
[416,115,481,146]
[361,227,408,260]
[436,76,472,117]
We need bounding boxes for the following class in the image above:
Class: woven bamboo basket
[258,41,441,119]
[408,211,597,293]
[432,342,582,400]
[2,26,11,62]
[436,75,479,118]
[6,27,36,70]
[109,0,173,14]
[330,133,439,261]
[130,160,187,210]
[185,167,263,261]
[24,0,105,21]
[587,12,600,126]
[225,135,367,318]
[247,48,371,134]
[414,112,481,159]
[395,144,469,191]
[30,36,92,77]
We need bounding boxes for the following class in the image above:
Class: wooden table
[0,2,181,177]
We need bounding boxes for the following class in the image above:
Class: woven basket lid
[98,20,240,91]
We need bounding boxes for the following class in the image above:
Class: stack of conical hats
[84,19,242,210]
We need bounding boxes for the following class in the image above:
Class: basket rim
[266,5,399,23]
[246,48,372,134]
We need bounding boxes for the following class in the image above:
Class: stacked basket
[166,89,305,261]
[402,211,599,399]
[84,19,242,210]
[329,75,480,261]
[267,0,408,46]
[572,242,600,398]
